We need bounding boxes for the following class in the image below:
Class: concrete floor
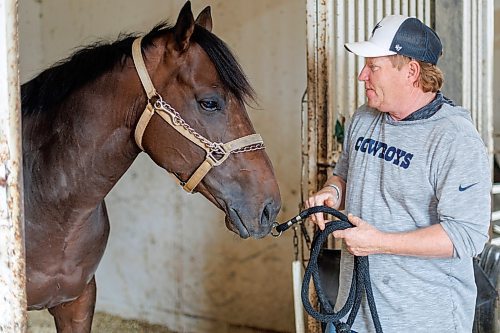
[28,311,174,333]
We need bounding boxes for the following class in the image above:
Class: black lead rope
[275,206,383,333]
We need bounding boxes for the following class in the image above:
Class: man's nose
[358,66,369,81]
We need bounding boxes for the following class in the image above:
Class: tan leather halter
[132,37,265,193]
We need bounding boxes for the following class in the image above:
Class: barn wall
[18,0,42,83]
[18,1,305,332]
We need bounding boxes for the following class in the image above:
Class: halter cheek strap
[132,37,157,100]
[131,37,265,193]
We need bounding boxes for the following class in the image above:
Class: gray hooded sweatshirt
[333,103,491,332]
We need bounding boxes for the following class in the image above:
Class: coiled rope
[292,206,383,333]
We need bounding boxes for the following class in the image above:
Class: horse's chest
[26,264,93,310]
[25,204,110,309]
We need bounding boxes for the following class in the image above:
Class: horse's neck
[23,72,142,214]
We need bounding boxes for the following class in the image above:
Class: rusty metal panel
[0,0,27,332]
[304,1,330,331]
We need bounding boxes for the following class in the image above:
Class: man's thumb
[348,213,361,226]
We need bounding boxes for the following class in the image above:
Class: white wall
[18,0,42,82]
[19,1,306,332]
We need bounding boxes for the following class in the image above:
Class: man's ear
[407,60,421,85]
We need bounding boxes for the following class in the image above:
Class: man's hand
[304,186,339,230]
[332,214,385,256]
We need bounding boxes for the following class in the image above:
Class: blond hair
[389,55,443,93]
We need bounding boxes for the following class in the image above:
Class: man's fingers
[307,212,326,230]
[325,198,335,207]
[304,191,338,229]
[314,213,325,226]
[304,198,312,209]
[332,230,344,238]
[348,213,363,226]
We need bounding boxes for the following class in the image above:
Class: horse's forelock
[191,25,255,105]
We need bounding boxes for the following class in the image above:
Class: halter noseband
[131,37,265,193]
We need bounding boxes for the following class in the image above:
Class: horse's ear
[174,1,195,52]
[195,6,212,32]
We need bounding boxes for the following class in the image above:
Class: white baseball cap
[344,15,442,65]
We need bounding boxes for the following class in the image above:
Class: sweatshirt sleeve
[435,134,491,258]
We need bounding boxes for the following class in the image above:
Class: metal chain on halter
[153,96,265,154]
[233,143,265,153]
[153,97,218,150]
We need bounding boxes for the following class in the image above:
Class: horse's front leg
[48,276,97,333]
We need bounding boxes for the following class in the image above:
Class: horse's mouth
[200,187,274,239]
[226,208,250,239]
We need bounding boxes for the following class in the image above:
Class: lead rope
[274,206,383,333]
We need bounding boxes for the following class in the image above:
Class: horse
[21,2,281,331]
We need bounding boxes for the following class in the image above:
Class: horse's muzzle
[225,199,280,239]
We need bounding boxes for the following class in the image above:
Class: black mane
[21,22,254,115]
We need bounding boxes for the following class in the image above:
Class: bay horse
[21,2,281,331]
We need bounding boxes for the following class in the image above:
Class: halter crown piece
[131,37,265,192]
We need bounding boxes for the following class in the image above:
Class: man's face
[358,56,409,113]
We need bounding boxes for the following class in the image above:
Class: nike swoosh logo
[459,182,479,191]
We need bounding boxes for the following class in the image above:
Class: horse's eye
[199,100,220,112]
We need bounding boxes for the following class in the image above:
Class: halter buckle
[207,143,229,166]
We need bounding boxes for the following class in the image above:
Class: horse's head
[133,2,281,239]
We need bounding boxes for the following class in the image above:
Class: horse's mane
[21,22,254,115]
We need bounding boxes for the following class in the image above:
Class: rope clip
[271,214,303,237]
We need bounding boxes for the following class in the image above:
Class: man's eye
[199,100,220,112]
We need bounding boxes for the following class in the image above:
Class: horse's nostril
[260,203,272,226]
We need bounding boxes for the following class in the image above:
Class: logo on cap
[395,44,402,51]
[371,23,382,37]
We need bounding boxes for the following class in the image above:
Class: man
[306,15,491,332]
